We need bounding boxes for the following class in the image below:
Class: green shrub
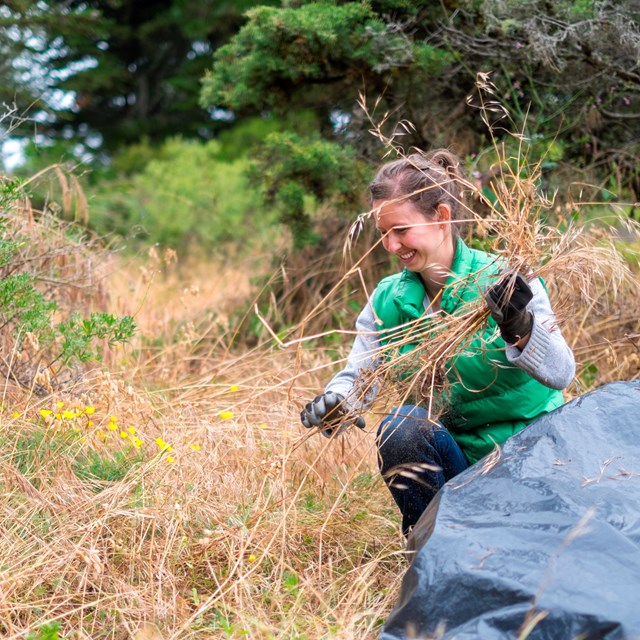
[89,137,271,251]
[25,621,61,640]
[0,177,136,391]
[252,131,368,249]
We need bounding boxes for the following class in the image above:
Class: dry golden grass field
[2,157,639,639]
[0,204,407,639]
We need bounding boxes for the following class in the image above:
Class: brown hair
[369,149,468,236]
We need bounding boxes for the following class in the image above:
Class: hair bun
[426,149,457,173]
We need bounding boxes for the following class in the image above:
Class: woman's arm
[324,298,382,409]
[505,278,576,390]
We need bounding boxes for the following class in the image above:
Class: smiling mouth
[399,250,416,262]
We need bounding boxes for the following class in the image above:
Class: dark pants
[377,405,469,535]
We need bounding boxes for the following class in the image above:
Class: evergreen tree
[0,0,276,154]
[200,0,640,246]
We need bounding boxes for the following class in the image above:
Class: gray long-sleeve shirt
[325,277,576,410]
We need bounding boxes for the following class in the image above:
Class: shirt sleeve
[504,277,576,390]
[324,294,382,409]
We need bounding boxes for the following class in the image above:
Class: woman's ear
[436,203,452,223]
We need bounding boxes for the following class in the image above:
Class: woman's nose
[383,232,400,253]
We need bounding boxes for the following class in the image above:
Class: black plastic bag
[381,381,640,640]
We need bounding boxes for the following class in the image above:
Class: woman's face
[374,199,454,277]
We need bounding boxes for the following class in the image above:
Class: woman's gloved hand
[300,391,365,436]
[485,273,534,344]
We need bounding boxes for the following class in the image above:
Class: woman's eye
[395,227,407,235]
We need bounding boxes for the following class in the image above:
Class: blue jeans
[377,405,469,535]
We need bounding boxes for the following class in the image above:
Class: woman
[301,150,575,535]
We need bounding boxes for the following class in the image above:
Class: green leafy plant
[57,313,136,364]
[74,449,143,484]
[25,621,61,640]
[88,137,269,250]
[252,131,367,249]
[1,177,136,391]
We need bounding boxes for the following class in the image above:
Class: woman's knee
[377,405,432,449]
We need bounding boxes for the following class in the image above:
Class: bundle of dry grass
[363,146,640,414]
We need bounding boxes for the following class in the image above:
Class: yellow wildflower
[97,430,108,442]
[87,421,94,428]
[219,411,234,420]
[39,409,53,418]
[166,456,175,463]
[80,437,87,443]
[189,444,201,451]
[63,410,75,420]
[55,413,62,420]
[109,415,118,423]
[120,431,129,439]
[132,437,143,449]
[12,412,20,418]
[84,406,96,415]
[248,554,256,563]
[229,385,239,393]
[155,437,173,452]
[108,423,118,431]
[56,401,64,408]
[127,426,136,435]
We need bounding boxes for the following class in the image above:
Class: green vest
[372,239,564,464]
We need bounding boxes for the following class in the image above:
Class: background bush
[88,137,270,250]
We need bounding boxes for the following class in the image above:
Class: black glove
[485,273,533,344]
[300,391,365,436]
